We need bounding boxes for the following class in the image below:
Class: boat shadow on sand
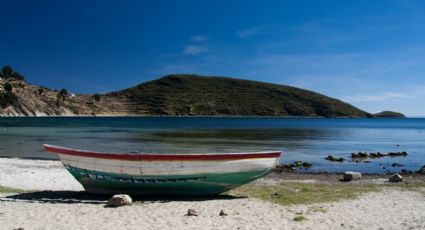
[1,190,245,205]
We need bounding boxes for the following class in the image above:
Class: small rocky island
[373,111,406,118]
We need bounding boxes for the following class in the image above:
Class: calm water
[0,117,424,174]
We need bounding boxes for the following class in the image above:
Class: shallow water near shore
[0,117,424,174]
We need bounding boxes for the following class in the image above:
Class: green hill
[108,74,371,117]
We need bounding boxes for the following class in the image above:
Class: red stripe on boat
[44,145,281,161]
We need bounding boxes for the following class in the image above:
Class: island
[373,111,406,118]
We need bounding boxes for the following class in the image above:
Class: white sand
[0,158,83,191]
[1,158,425,230]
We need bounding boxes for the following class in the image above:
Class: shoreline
[1,157,424,229]
[1,157,425,191]
[1,156,424,176]
[0,115,410,118]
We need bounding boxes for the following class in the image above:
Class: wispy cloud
[236,27,262,38]
[190,34,208,42]
[344,92,413,102]
[290,21,322,33]
[182,35,209,55]
[183,45,208,55]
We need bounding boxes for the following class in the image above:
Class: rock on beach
[107,194,133,207]
[343,171,362,181]
[389,174,403,183]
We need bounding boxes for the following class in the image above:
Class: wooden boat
[44,144,281,196]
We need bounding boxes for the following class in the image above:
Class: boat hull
[64,165,271,196]
[44,144,281,196]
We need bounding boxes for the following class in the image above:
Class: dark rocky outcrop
[275,161,312,173]
[416,165,425,175]
[391,163,403,167]
[389,174,403,182]
[325,155,345,162]
[351,151,407,161]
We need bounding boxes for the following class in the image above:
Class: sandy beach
[1,158,425,230]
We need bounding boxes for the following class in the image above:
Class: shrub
[93,93,101,102]
[0,92,18,108]
[37,87,44,95]
[0,65,13,79]
[4,82,12,92]
[0,65,25,81]
[57,88,68,101]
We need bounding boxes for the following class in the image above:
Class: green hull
[65,165,271,196]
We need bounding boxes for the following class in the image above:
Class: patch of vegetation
[0,81,15,110]
[4,82,12,92]
[0,65,25,81]
[0,185,29,193]
[228,182,380,205]
[376,182,425,197]
[293,215,307,222]
[108,74,371,117]
[56,88,68,101]
[93,93,101,102]
[0,91,18,108]
[384,182,425,195]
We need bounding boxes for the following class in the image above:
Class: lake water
[0,117,424,174]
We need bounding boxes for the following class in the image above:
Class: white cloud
[344,92,413,102]
[236,27,262,38]
[183,45,208,55]
[190,35,208,42]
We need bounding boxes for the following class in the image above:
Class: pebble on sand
[219,210,228,216]
[186,209,198,216]
[106,194,133,207]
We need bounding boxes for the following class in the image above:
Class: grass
[0,185,29,193]
[111,74,370,117]
[293,215,307,222]
[383,182,425,196]
[384,182,425,190]
[228,182,380,205]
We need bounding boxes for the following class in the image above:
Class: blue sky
[1,0,425,116]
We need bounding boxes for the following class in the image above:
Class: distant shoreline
[0,115,412,118]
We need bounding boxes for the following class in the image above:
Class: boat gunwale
[43,144,281,161]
